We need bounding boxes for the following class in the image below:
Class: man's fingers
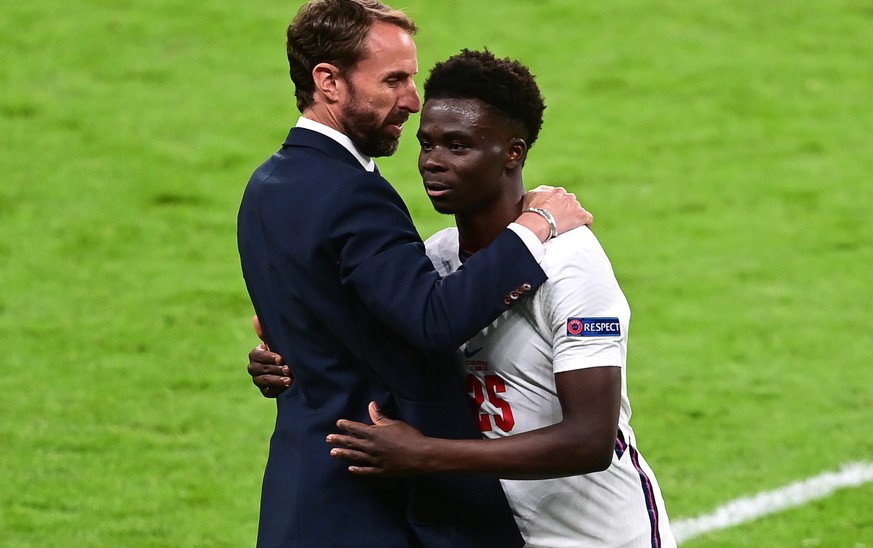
[248,361,289,377]
[326,433,363,449]
[335,419,371,437]
[249,344,284,366]
[529,184,556,192]
[255,372,292,398]
[347,465,382,475]
[368,401,393,426]
[253,373,293,389]
[329,447,374,462]
[252,315,265,342]
[247,340,292,398]
[328,448,384,475]
[329,447,360,459]
[367,402,399,427]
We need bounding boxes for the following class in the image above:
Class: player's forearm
[423,422,614,480]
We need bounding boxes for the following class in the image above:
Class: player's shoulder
[544,226,606,258]
[541,226,616,278]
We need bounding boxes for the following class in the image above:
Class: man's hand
[326,402,431,476]
[518,185,593,241]
[248,343,292,397]
[248,315,293,397]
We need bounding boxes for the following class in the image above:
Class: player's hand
[327,402,430,476]
[248,343,292,397]
[248,315,293,397]
[519,185,593,241]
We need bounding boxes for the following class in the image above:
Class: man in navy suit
[237,1,589,546]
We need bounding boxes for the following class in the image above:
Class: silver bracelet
[522,207,558,241]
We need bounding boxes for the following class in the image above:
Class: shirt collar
[296,116,376,172]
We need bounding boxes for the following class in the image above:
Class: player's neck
[455,182,525,253]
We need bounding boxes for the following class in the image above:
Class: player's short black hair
[423,49,545,148]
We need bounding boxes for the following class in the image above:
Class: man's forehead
[360,21,417,62]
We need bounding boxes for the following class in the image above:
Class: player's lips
[423,181,452,199]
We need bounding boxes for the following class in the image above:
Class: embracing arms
[325,365,620,479]
[245,340,620,477]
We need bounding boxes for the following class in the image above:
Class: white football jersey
[425,226,676,548]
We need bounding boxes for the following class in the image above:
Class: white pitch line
[672,461,873,544]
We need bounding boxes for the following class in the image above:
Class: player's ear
[312,63,343,103]
[506,138,528,169]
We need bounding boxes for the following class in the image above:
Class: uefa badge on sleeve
[566,317,621,337]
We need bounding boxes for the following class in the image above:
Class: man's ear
[312,62,343,103]
[507,138,528,169]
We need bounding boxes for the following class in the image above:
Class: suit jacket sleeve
[325,171,547,353]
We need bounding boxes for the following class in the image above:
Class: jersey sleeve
[541,243,627,374]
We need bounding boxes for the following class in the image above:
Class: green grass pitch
[1,0,871,545]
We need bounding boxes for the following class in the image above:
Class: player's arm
[328,175,590,353]
[326,365,619,478]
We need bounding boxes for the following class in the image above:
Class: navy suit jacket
[238,127,546,547]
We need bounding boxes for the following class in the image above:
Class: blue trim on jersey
[615,433,627,459]
[616,431,662,548]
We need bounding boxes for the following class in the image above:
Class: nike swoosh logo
[463,346,484,359]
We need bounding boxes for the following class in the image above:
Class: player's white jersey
[425,226,676,548]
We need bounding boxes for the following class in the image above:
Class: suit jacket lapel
[283,127,369,172]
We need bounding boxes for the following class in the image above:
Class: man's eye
[418,141,432,151]
[449,143,468,151]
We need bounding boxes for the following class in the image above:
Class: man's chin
[375,139,400,157]
[359,136,400,158]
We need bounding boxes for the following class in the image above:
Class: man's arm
[325,366,620,479]
[329,177,589,353]
[245,185,592,396]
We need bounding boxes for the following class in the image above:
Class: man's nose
[400,79,421,113]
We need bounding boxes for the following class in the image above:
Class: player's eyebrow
[435,129,476,141]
